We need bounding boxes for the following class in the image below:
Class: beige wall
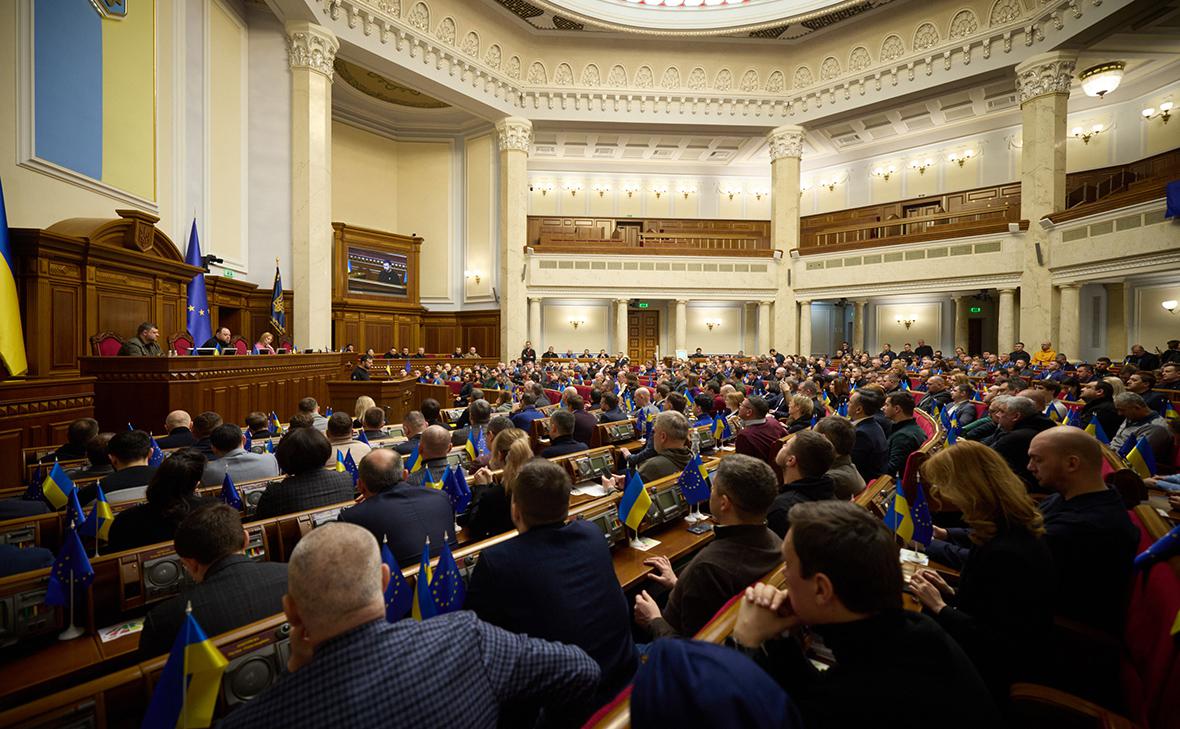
[1134,282,1180,351]
[540,301,610,352]
[208,0,247,271]
[685,304,744,354]
[331,121,399,232]
[464,133,495,301]
[874,302,943,352]
[397,140,453,300]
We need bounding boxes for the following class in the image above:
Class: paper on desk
[572,484,609,497]
[899,548,929,566]
[99,619,144,643]
[629,536,661,551]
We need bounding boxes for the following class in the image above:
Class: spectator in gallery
[119,322,163,357]
[1125,344,1160,372]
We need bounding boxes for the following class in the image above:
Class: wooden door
[627,310,660,362]
[968,318,983,357]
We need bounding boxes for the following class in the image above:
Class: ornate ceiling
[334,59,451,107]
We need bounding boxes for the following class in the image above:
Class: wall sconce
[1163,300,1178,315]
[799,181,811,194]
[569,319,585,329]
[534,181,554,196]
[704,319,722,331]
[651,184,669,199]
[871,165,897,181]
[592,183,611,197]
[721,185,742,200]
[678,184,697,199]
[909,159,934,175]
[820,177,840,192]
[1142,101,1173,124]
[563,181,583,197]
[896,316,916,329]
[464,270,481,284]
[947,149,975,167]
[622,182,641,198]
[751,187,769,201]
[1071,124,1105,144]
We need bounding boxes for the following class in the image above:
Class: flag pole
[181,601,192,727]
[59,520,85,641]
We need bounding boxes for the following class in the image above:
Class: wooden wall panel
[50,286,79,369]
[0,378,95,486]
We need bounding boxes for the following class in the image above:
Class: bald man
[218,523,600,729]
[405,424,454,488]
[156,410,196,449]
[1028,428,1138,636]
[916,375,952,414]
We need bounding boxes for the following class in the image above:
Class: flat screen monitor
[347,246,409,298]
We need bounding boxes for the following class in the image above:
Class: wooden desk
[325,377,418,425]
[0,377,96,488]
[613,520,715,591]
[78,353,345,433]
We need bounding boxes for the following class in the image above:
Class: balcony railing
[801,205,1024,254]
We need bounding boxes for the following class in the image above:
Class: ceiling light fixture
[1078,61,1125,98]
[1163,300,1178,315]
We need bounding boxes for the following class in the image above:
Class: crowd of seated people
[3,333,1179,726]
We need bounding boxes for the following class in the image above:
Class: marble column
[998,288,1017,353]
[1057,284,1081,361]
[528,297,542,350]
[768,125,804,354]
[954,296,970,352]
[852,300,867,354]
[496,118,533,360]
[674,299,688,354]
[615,299,629,356]
[286,22,338,349]
[1014,51,1076,345]
[1104,281,1128,357]
[798,300,812,357]
[756,301,772,355]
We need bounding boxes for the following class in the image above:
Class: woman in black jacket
[464,429,532,541]
[106,449,215,553]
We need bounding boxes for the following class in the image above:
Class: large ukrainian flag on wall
[33,0,156,202]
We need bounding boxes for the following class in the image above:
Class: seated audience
[191,411,223,457]
[338,449,454,568]
[66,432,114,481]
[1126,371,1167,413]
[1158,361,1180,388]
[636,411,693,482]
[468,429,533,541]
[245,411,272,442]
[731,501,1000,729]
[39,418,98,463]
[691,393,715,427]
[847,388,888,482]
[909,442,1055,700]
[218,522,600,729]
[467,459,636,725]
[735,396,788,483]
[286,412,315,431]
[509,393,545,432]
[360,407,387,441]
[1125,343,1161,371]
[540,409,589,458]
[946,384,979,427]
[963,394,1005,442]
[82,429,158,504]
[201,423,280,486]
[769,431,837,537]
[139,504,288,658]
[404,425,454,487]
[1110,392,1172,460]
[298,397,329,432]
[813,417,866,500]
[598,393,627,423]
[324,412,371,466]
[106,449,213,553]
[564,393,597,449]
[118,321,163,356]
[917,376,952,414]
[883,391,925,477]
[635,455,782,639]
[156,410,196,448]
[452,399,493,449]
[393,410,427,456]
[783,395,814,434]
[255,428,354,519]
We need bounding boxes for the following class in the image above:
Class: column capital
[674,299,689,306]
[614,298,630,305]
[767,125,805,161]
[797,299,812,306]
[285,22,339,80]
[758,300,773,307]
[998,288,1017,295]
[853,299,868,306]
[528,296,543,303]
[1058,282,1081,291]
[495,117,533,153]
[1014,51,1077,106]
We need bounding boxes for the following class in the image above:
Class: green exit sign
[637,302,649,309]
[969,306,982,313]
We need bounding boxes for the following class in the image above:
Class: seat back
[89,331,125,356]
[230,335,249,355]
[168,331,193,356]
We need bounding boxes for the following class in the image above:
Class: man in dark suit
[466,459,636,725]
[79,429,157,504]
[138,504,288,658]
[338,449,455,568]
[351,354,373,381]
[393,411,426,457]
[245,411,272,442]
[598,392,628,423]
[565,393,598,448]
[916,376,952,414]
[199,326,233,354]
[540,410,588,458]
[914,339,934,359]
[946,385,979,428]
[1079,379,1122,437]
[255,428,355,519]
[883,391,925,478]
[734,395,788,483]
[520,341,537,363]
[509,393,546,432]
[156,410,197,449]
[847,389,888,483]
[38,418,98,463]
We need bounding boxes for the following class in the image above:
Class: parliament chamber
[2,0,1180,726]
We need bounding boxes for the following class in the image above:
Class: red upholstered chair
[230,336,249,355]
[973,402,988,418]
[574,385,592,400]
[544,388,563,404]
[278,337,293,352]
[89,331,125,356]
[447,381,463,397]
[168,332,194,356]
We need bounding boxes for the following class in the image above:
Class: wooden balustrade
[801,205,1024,254]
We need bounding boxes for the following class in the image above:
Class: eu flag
[429,539,466,615]
[148,437,165,468]
[343,451,359,486]
[45,526,94,606]
[0,177,27,377]
[357,429,371,446]
[381,541,412,622]
[244,430,253,452]
[442,465,472,513]
[183,220,212,348]
[269,263,286,335]
[411,539,436,621]
[618,470,652,532]
[141,609,228,729]
[677,452,711,505]
[910,483,933,546]
[220,472,243,510]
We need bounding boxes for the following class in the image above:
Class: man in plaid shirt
[219,523,600,729]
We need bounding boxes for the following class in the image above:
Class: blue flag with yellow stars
[148,437,165,468]
[429,538,465,616]
[45,525,94,606]
[910,482,934,546]
[183,220,213,347]
[381,541,412,622]
[442,465,472,514]
[343,451,359,486]
[220,472,243,510]
[357,428,371,446]
[677,452,711,505]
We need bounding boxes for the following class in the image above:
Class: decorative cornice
[1013,50,1076,106]
[1051,249,1180,284]
[286,21,340,80]
[795,273,1023,299]
[495,117,533,153]
[768,125,805,161]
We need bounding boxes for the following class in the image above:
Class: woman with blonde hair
[1103,375,1125,397]
[465,429,533,540]
[352,395,376,428]
[909,440,1054,701]
[784,394,813,434]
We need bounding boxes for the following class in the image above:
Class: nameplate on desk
[99,619,144,643]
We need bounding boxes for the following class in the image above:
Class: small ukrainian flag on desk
[42,462,76,511]
[142,606,228,729]
[618,471,652,533]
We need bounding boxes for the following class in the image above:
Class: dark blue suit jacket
[465,520,636,703]
[338,482,456,567]
[540,435,589,458]
[851,417,888,483]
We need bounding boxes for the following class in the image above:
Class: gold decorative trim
[334,59,450,108]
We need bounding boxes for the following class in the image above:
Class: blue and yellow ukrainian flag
[78,484,114,542]
[464,427,488,461]
[883,489,914,542]
[141,609,228,729]
[425,467,445,490]
[335,450,346,472]
[1085,416,1111,445]
[411,539,436,621]
[711,414,726,441]
[1163,401,1179,423]
[405,443,423,473]
[618,470,652,532]
[381,541,412,622]
[0,178,27,377]
[429,539,465,615]
[1126,436,1157,479]
[42,462,76,511]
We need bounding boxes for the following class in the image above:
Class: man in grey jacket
[202,423,281,486]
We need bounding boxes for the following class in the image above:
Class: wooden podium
[79,354,346,432]
[326,379,453,426]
